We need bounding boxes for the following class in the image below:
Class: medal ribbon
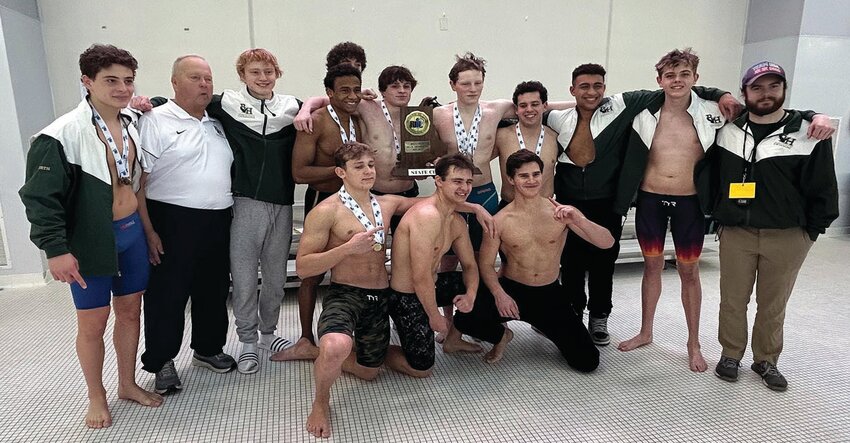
[380,100,401,155]
[453,104,481,157]
[327,105,356,144]
[90,102,131,184]
[338,185,385,245]
[515,123,545,156]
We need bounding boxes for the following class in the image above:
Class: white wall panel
[36,0,753,128]
[607,0,748,94]
[38,0,251,113]
[0,6,52,282]
[251,0,611,103]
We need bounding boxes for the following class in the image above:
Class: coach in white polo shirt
[137,55,236,394]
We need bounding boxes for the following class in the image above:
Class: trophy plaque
[392,106,447,177]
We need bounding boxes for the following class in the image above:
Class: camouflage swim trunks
[318,283,390,368]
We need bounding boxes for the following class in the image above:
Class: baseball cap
[742,61,786,88]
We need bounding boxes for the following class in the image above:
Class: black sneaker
[714,356,740,382]
[751,361,788,392]
[588,316,610,346]
[155,360,182,394]
[192,352,237,373]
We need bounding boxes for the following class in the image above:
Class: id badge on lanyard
[732,124,757,206]
[729,182,755,199]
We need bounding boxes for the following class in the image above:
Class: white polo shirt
[138,100,234,210]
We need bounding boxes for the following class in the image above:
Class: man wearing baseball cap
[711,61,838,391]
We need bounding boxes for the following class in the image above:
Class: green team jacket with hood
[614,90,726,216]
[153,88,302,205]
[544,86,727,203]
[711,110,838,241]
[18,100,143,276]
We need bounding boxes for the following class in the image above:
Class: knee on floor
[565,350,600,373]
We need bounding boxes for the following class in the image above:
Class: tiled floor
[1,237,848,442]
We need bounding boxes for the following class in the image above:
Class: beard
[745,91,785,116]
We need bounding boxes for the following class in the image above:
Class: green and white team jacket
[711,110,838,240]
[209,88,302,205]
[614,90,725,216]
[19,100,142,275]
[545,87,727,203]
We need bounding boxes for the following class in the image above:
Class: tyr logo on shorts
[367,294,378,302]
[661,200,677,207]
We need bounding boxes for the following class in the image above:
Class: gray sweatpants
[230,197,293,343]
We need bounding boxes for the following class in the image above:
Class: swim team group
[17,41,838,437]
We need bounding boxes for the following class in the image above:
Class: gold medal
[372,243,383,252]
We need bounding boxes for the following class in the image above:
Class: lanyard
[327,105,356,144]
[515,123,544,156]
[338,185,385,247]
[453,103,481,157]
[90,102,132,185]
[380,100,400,155]
[741,112,787,182]
[741,123,756,182]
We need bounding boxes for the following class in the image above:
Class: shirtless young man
[432,54,571,339]
[453,150,611,370]
[494,81,559,203]
[363,66,423,232]
[293,143,404,438]
[279,63,364,359]
[432,53,524,245]
[294,65,423,233]
[546,63,745,349]
[281,145,491,437]
[293,41,374,134]
[614,49,726,372]
[19,45,163,428]
[387,154,487,377]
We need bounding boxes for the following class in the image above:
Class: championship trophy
[392,106,447,177]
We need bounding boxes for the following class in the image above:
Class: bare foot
[85,396,112,429]
[688,343,708,372]
[270,337,319,361]
[442,327,483,353]
[118,383,164,407]
[306,401,331,438]
[341,354,380,381]
[484,328,514,364]
[617,333,653,352]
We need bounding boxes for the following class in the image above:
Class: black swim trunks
[387,289,435,371]
[635,190,705,263]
